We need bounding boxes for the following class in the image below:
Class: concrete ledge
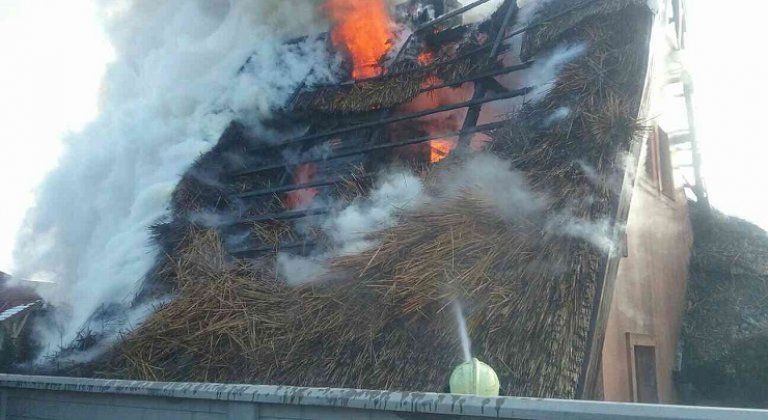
[2,374,768,419]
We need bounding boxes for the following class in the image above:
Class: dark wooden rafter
[231,90,510,254]
[457,1,519,149]
[229,120,509,255]
[490,1,519,58]
[225,207,331,228]
[235,173,375,201]
[230,240,318,257]
[457,82,489,149]
[420,60,533,94]
[226,119,512,234]
[229,126,521,253]
[232,103,526,179]
[244,87,531,157]
[232,118,514,179]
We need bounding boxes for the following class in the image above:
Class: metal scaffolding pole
[683,80,709,210]
[458,1,518,150]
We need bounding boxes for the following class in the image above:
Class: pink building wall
[601,168,693,403]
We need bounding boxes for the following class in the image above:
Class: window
[657,128,675,199]
[626,333,659,403]
[643,126,675,200]
[644,129,659,185]
[634,345,659,403]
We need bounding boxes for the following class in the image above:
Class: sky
[0,0,766,274]
[685,1,768,230]
[0,0,113,273]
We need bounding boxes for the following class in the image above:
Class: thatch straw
[680,206,768,407]
[489,2,650,210]
[520,0,647,61]
[292,52,494,115]
[99,194,600,397]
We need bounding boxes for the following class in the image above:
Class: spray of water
[452,300,472,363]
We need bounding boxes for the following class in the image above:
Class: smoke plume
[524,42,587,102]
[13,0,335,357]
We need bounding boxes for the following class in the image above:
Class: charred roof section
[79,0,656,399]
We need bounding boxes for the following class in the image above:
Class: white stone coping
[2,374,767,419]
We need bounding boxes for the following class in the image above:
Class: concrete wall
[3,374,768,420]
[601,168,693,403]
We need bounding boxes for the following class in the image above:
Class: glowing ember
[430,138,457,163]
[417,51,434,66]
[399,73,474,164]
[325,0,394,79]
[286,164,318,209]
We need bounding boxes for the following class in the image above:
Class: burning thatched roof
[290,52,489,115]
[290,4,512,116]
[70,0,655,399]
[519,0,648,60]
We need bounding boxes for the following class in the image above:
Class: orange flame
[430,139,457,163]
[398,74,475,164]
[325,0,394,79]
[285,164,318,209]
[417,51,434,66]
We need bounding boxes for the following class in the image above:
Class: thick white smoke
[277,170,425,286]
[276,151,616,285]
[13,0,335,357]
[517,0,553,26]
[325,171,426,255]
[524,42,587,101]
[459,0,506,23]
[438,153,546,220]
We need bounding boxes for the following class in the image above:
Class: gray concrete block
[192,412,227,420]
[370,412,408,420]
[97,405,148,420]
[4,398,27,416]
[187,400,218,413]
[110,394,191,411]
[55,401,105,419]
[22,400,63,419]
[258,403,304,419]
[38,390,111,406]
[300,406,377,420]
[226,402,256,420]
[140,408,193,420]
[207,401,229,414]
[1,390,8,420]
[4,401,21,418]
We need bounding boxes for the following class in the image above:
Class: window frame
[643,126,676,201]
[656,127,675,200]
[625,332,660,403]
